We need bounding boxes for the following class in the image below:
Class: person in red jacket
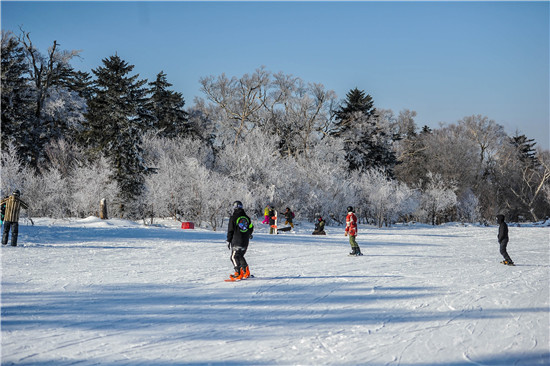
[345,206,362,256]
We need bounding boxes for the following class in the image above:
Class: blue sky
[2,1,549,149]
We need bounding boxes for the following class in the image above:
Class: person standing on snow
[1,190,29,247]
[226,200,254,280]
[497,214,514,266]
[262,204,271,224]
[345,206,362,256]
[284,207,295,229]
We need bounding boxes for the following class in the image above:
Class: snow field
[1,218,549,365]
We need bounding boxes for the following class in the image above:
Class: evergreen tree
[61,70,93,100]
[510,134,538,168]
[83,54,150,215]
[331,88,397,173]
[331,87,375,137]
[146,71,190,138]
[1,31,36,163]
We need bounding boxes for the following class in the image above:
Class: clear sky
[2,1,549,149]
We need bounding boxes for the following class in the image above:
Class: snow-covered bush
[71,157,118,218]
[417,172,458,225]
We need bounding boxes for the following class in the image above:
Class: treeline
[1,30,549,228]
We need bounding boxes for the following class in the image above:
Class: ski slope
[1,217,549,365]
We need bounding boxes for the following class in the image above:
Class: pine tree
[83,55,149,215]
[1,31,36,163]
[331,87,375,137]
[331,88,397,173]
[61,70,93,100]
[146,71,190,138]
[510,134,538,168]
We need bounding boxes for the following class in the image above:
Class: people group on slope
[0,188,515,277]
[226,201,515,280]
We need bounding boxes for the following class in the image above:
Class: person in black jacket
[284,207,294,229]
[497,214,514,266]
[226,200,254,280]
[312,216,326,235]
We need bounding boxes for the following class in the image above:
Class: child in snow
[1,190,29,247]
[226,200,254,280]
[312,216,326,235]
[497,214,514,266]
[262,205,271,224]
[345,206,362,256]
[284,207,295,229]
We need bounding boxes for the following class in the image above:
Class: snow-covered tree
[0,141,33,198]
[71,156,118,218]
[418,172,457,225]
[199,67,270,146]
[457,189,481,223]
[18,30,82,168]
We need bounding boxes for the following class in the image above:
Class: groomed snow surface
[1,217,549,366]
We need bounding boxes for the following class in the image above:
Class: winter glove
[226,241,231,249]
[345,232,348,237]
[250,234,253,240]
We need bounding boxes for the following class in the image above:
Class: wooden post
[100,198,108,220]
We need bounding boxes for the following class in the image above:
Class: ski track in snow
[1,217,549,365]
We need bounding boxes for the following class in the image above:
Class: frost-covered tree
[71,156,118,218]
[18,30,83,168]
[0,141,32,198]
[274,81,336,159]
[457,189,481,223]
[418,172,457,225]
[357,169,418,227]
[422,124,478,192]
[199,67,270,146]
[494,137,550,221]
[83,54,150,216]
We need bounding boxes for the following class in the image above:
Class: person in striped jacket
[1,190,29,247]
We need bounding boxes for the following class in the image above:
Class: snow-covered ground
[1,217,549,365]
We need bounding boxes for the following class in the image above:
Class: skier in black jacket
[497,214,514,266]
[226,201,254,280]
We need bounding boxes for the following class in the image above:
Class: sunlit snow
[1,217,549,365]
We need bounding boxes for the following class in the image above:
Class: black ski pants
[2,221,19,246]
[231,247,248,273]
[499,239,512,262]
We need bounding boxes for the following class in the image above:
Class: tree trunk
[100,198,108,220]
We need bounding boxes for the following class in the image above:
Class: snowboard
[500,260,515,266]
[224,274,255,282]
[270,210,278,234]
